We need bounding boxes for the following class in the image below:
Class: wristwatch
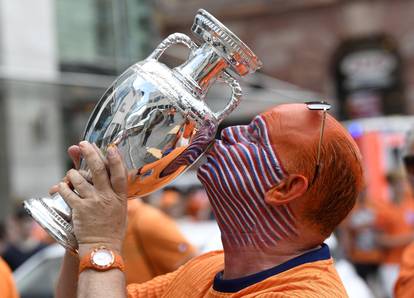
[79,246,125,274]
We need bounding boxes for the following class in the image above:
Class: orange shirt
[343,200,384,264]
[375,199,414,264]
[122,199,196,285]
[127,245,348,297]
[395,242,414,298]
[0,258,19,298]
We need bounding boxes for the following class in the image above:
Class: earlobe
[265,174,308,206]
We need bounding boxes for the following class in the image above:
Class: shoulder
[176,250,224,276]
[135,202,171,223]
[0,257,18,298]
[260,259,347,296]
[0,258,12,275]
[185,250,224,266]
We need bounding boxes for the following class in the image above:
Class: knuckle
[79,170,92,182]
[73,178,86,189]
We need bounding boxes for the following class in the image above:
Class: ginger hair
[262,104,364,237]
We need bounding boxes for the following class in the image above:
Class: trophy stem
[175,43,228,96]
[23,194,78,254]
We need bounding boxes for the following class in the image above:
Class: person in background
[0,257,19,298]
[54,146,197,297]
[340,190,384,283]
[0,221,8,255]
[158,186,184,218]
[185,185,212,221]
[375,171,414,297]
[122,198,196,285]
[2,205,47,271]
[54,103,364,297]
[394,128,414,297]
[0,220,18,297]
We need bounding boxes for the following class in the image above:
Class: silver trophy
[23,9,262,253]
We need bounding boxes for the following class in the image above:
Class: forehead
[255,103,327,145]
[256,103,312,131]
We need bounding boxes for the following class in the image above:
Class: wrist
[78,242,122,259]
[78,246,125,274]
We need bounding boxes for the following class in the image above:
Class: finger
[68,145,81,169]
[58,182,80,209]
[79,141,110,191]
[107,146,127,197]
[93,143,107,164]
[49,176,72,195]
[79,169,93,183]
[66,169,94,199]
[49,184,59,195]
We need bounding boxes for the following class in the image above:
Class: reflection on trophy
[23,9,262,253]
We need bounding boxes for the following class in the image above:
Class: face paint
[198,115,298,249]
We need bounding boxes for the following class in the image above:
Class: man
[55,103,363,297]
[340,190,384,281]
[2,205,47,271]
[375,172,414,297]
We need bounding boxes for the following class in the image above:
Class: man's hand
[57,141,128,257]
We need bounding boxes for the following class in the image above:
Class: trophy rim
[193,8,263,75]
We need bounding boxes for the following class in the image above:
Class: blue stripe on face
[206,156,255,230]
[255,117,285,178]
[197,115,297,249]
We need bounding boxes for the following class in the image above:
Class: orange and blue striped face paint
[198,115,298,249]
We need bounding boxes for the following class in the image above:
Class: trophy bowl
[23,9,262,253]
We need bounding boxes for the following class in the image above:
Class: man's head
[198,103,363,249]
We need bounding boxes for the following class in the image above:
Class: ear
[265,174,308,206]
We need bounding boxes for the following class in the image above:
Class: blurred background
[1,0,414,297]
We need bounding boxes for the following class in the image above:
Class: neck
[219,218,325,280]
[221,241,321,279]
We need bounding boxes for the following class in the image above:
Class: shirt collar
[213,243,331,293]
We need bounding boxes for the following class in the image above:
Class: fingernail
[107,146,117,158]
[79,141,88,148]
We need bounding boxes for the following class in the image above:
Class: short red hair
[261,104,364,237]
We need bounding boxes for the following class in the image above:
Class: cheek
[229,145,275,191]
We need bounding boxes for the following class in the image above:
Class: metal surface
[23,9,262,253]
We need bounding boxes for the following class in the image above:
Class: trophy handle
[214,72,242,123]
[148,33,198,61]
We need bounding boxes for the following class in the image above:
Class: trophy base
[23,198,78,254]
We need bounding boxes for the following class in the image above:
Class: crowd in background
[338,171,414,297]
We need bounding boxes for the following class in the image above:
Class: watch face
[92,249,114,268]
